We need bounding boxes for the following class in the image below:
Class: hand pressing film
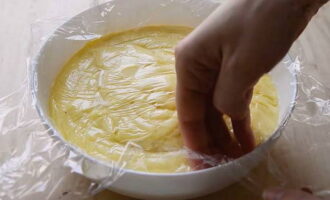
[175,0,328,167]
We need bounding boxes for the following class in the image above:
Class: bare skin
[175,0,327,159]
[175,0,328,198]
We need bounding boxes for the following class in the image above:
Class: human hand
[175,0,326,165]
[263,188,321,200]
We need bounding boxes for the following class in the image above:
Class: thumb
[213,78,255,153]
[213,58,257,120]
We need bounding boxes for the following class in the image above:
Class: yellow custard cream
[49,26,279,173]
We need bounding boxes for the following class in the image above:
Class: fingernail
[301,187,313,194]
[263,187,284,200]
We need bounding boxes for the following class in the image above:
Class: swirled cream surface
[49,26,278,173]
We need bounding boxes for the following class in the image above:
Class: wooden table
[1,1,330,199]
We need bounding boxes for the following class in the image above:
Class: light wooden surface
[0,1,330,200]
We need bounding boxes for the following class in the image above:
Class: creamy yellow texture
[49,26,278,173]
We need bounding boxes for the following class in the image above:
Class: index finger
[231,113,255,154]
[175,55,212,155]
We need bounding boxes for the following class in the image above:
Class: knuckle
[175,40,212,92]
[175,40,197,66]
[222,56,240,71]
[213,91,249,120]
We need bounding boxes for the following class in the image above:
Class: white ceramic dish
[31,0,297,199]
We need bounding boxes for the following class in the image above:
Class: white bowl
[31,0,297,199]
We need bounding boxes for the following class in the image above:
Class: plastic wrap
[1,0,330,199]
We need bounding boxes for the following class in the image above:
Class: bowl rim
[30,0,298,178]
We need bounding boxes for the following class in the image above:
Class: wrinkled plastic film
[239,49,330,198]
[1,0,330,199]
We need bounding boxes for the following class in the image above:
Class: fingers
[175,39,255,166]
[231,110,255,154]
[175,41,236,169]
[214,67,256,153]
[175,43,215,156]
[176,73,218,169]
[205,99,243,159]
[213,63,254,120]
[263,188,320,200]
[176,87,210,154]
